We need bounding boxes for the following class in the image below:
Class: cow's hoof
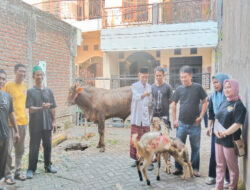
[146,180,151,186]
[99,147,105,152]
[156,176,160,181]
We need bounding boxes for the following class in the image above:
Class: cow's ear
[76,87,83,93]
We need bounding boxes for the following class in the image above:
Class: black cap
[139,67,149,74]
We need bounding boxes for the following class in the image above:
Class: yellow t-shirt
[3,81,28,126]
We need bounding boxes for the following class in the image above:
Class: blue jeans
[175,121,201,172]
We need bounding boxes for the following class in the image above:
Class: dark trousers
[28,130,52,171]
[209,133,230,182]
[0,138,9,179]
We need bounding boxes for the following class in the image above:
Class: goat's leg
[156,153,161,181]
[188,161,194,177]
[162,152,171,174]
[97,119,105,152]
[171,154,187,179]
[142,154,154,185]
[181,163,188,180]
[136,158,144,181]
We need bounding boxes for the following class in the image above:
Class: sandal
[5,176,15,185]
[14,174,26,181]
[172,169,182,175]
[193,171,201,177]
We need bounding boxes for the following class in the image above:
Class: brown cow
[67,83,132,152]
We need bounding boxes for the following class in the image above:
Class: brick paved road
[3,125,215,190]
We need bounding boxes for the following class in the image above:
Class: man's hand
[141,91,150,99]
[42,103,51,109]
[14,132,20,143]
[173,120,179,128]
[52,122,57,133]
[195,116,202,126]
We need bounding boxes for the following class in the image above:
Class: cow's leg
[97,119,105,152]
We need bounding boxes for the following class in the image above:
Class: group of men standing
[0,63,208,188]
[130,66,208,177]
[0,64,57,190]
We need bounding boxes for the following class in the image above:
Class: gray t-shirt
[151,83,173,117]
[0,91,13,138]
[26,86,56,132]
[171,83,207,124]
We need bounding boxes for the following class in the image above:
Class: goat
[132,117,193,185]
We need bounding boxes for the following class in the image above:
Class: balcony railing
[103,0,217,28]
[31,0,216,28]
[32,0,103,21]
[158,0,217,24]
[102,4,154,28]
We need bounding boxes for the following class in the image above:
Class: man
[26,65,57,179]
[151,66,172,120]
[172,66,207,177]
[130,67,152,170]
[0,69,20,189]
[4,63,27,184]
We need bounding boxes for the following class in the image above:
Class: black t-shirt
[215,100,246,148]
[0,91,13,138]
[26,86,56,132]
[171,83,207,124]
[151,83,173,117]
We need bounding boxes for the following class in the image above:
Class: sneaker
[206,177,216,185]
[45,165,57,173]
[224,180,229,189]
[26,170,34,179]
[147,163,154,171]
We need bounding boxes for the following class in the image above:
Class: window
[89,0,102,19]
[77,0,85,20]
[174,49,181,55]
[83,45,88,51]
[122,0,148,22]
[190,48,197,54]
[156,50,160,58]
[94,44,99,51]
